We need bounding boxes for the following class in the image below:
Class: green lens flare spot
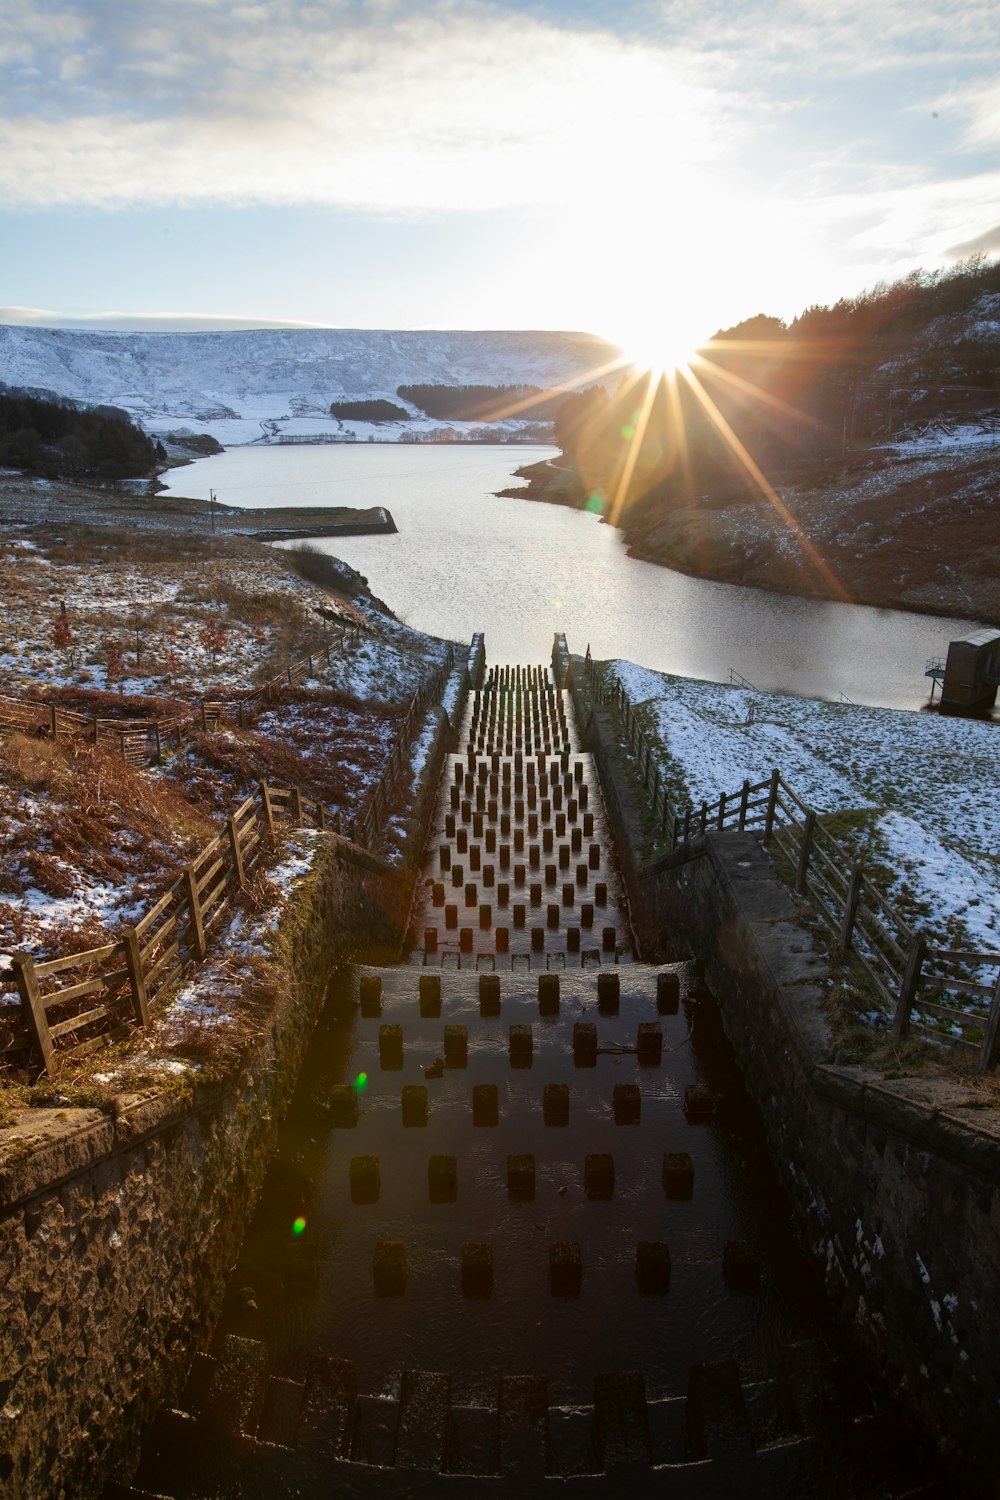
[620,424,634,440]
[292,1216,307,1237]
[586,493,605,515]
[355,1072,368,1091]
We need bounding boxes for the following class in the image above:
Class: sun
[612,311,708,377]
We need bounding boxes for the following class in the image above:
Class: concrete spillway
[123,666,942,1499]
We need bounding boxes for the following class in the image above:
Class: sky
[1,0,999,356]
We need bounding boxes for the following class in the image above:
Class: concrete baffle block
[329,1084,359,1127]
[544,863,556,886]
[512,904,526,929]
[496,927,509,953]
[509,1023,533,1067]
[636,1242,672,1294]
[595,882,607,905]
[530,927,545,953]
[529,882,542,906]
[465,882,477,908]
[419,974,442,1018]
[479,903,492,930]
[543,1083,569,1126]
[402,1085,428,1128]
[497,880,510,905]
[460,928,474,953]
[637,1022,663,1065]
[585,1153,614,1200]
[614,1084,641,1124]
[549,1242,582,1297]
[379,1025,404,1071]
[432,883,445,908]
[359,975,382,1017]
[483,866,495,888]
[558,845,570,870]
[684,1084,715,1123]
[597,972,620,1014]
[444,1024,468,1068]
[373,1241,407,1297]
[507,1153,536,1201]
[562,883,575,906]
[589,844,601,870]
[567,927,580,952]
[580,903,594,929]
[479,974,501,1016]
[424,928,438,953]
[428,1155,458,1204]
[445,903,458,930]
[573,1022,597,1067]
[546,902,560,930]
[657,971,680,1014]
[601,926,616,954]
[662,1152,694,1198]
[473,1083,499,1126]
[349,1155,380,1204]
[538,973,560,1015]
[723,1241,761,1292]
[462,1242,494,1298]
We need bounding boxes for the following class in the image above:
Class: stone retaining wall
[566,651,1000,1493]
[0,833,405,1499]
[659,835,1000,1494]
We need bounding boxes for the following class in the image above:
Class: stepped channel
[120,664,946,1499]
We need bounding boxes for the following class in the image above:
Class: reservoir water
[162,443,985,709]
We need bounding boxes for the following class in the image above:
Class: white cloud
[0,3,745,211]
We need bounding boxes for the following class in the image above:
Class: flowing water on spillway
[160,443,986,709]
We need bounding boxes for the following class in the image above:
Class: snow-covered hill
[0,325,622,446]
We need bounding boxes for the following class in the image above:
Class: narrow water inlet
[127,663,957,1498]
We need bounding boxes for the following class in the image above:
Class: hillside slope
[0,326,619,445]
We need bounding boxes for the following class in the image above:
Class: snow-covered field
[0,324,620,447]
[609,659,1000,967]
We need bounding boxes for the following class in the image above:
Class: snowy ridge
[0,324,621,445]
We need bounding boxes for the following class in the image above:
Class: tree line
[0,389,157,482]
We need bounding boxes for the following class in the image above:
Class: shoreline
[501,457,1000,631]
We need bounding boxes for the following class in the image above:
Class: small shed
[940,628,1000,714]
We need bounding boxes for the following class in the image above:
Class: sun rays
[526,325,851,606]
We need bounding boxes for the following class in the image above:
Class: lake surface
[162,443,984,709]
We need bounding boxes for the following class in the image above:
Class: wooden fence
[579,650,1000,1073]
[0,780,342,1077]
[0,622,361,767]
[580,649,677,847]
[351,645,461,851]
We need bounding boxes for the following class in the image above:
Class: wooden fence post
[683,807,691,845]
[839,864,864,955]
[11,953,56,1075]
[291,786,304,823]
[122,927,151,1027]
[315,802,327,831]
[795,811,817,895]
[182,864,207,961]
[717,791,727,831]
[763,769,780,844]
[976,968,1000,1075]
[227,815,246,890]
[50,704,58,738]
[201,701,208,731]
[738,779,750,831]
[153,721,161,761]
[893,934,927,1037]
[258,780,275,840]
[700,801,708,835]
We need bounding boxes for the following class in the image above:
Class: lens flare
[292,1216,307,1236]
[355,1072,368,1091]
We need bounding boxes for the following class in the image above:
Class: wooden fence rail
[0,780,343,1078]
[350,644,462,852]
[578,649,1000,1073]
[0,622,362,767]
